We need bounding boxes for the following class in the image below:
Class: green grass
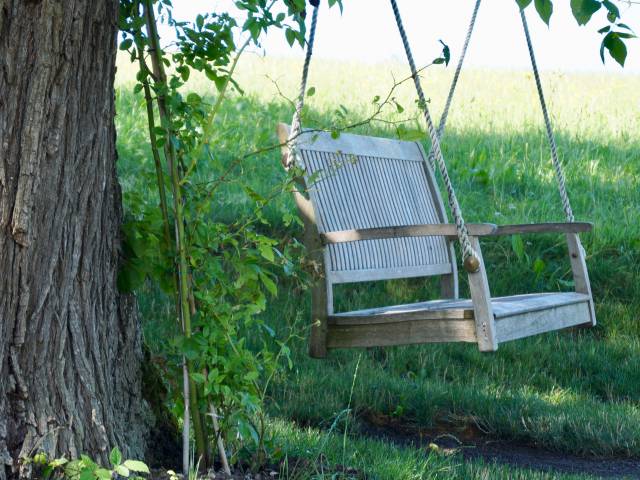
[269,419,597,479]
[115,55,640,478]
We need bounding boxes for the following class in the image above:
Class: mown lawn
[116,55,640,479]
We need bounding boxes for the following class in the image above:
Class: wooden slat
[566,233,597,326]
[329,292,590,324]
[467,236,498,351]
[490,292,589,318]
[330,299,472,325]
[496,301,591,343]
[326,318,477,349]
[320,223,498,244]
[295,129,424,161]
[494,222,593,236]
[330,263,452,284]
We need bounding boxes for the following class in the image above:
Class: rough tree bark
[0,0,149,477]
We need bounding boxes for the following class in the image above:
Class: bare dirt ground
[361,411,640,479]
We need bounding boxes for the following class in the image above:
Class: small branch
[143,0,208,465]
[208,402,231,475]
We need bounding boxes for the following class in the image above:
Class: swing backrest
[294,129,456,284]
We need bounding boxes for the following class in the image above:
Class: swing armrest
[489,222,593,236]
[320,223,497,244]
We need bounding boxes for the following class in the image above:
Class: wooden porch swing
[278,0,596,358]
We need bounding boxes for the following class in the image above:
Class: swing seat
[328,292,592,349]
[277,124,596,357]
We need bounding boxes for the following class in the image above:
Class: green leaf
[570,0,601,25]
[515,0,533,9]
[533,257,546,276]
[285,28,296,47]
[601,31,627,65]
[439,39,450,66]
[259,244,274,262]
[109,447,122,467]
[306,86,316,97]
[95,468,113,480]
[79,468,95,480]
[511,235,526,262]
[119,38,133,51]
[196,14,204,30]
[259,273,277,296]
[49,457,68,468]
[178,66,190,82]
[603,0,620,20]
[122,460,150,474]
[186,92,202,104]
[534,0,553,25]
[114,465,130,478]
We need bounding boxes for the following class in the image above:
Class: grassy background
[115,55,640,478]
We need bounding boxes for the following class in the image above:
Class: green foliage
[117,0,342,469]
[518,0,635,66]
[534,0,553,25]
[27,449,150,480]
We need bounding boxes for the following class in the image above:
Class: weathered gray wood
[330,292,589,324]
[294,129,425,160]
[493,222,593,236]
[278,125,329,357]
[489,292,590,318]
[320,223,497,244]
[0,0,149,470]
[279,124,595,354]
[330,299,473,325]
[330,263,453,284]
[326,318,477,349]
[566,233,597,326]
[496,301,591,343]
[415,142,459,299]
[294,129,456,283]
[467,237,498,351]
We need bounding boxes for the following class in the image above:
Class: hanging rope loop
[389,0,480,272]
[520,8,575,222]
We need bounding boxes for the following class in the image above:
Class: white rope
[426,0,482,172]
[520,8,575,222]
[286,5,320,169]
[389,0,478,268]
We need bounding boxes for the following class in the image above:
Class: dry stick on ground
[143,0,208,467]
[208,399,231,474]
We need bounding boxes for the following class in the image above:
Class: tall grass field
[115,54,640,479]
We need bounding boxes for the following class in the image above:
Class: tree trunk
[0,0,149,476]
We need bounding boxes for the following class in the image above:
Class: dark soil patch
[360,411,640,479]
